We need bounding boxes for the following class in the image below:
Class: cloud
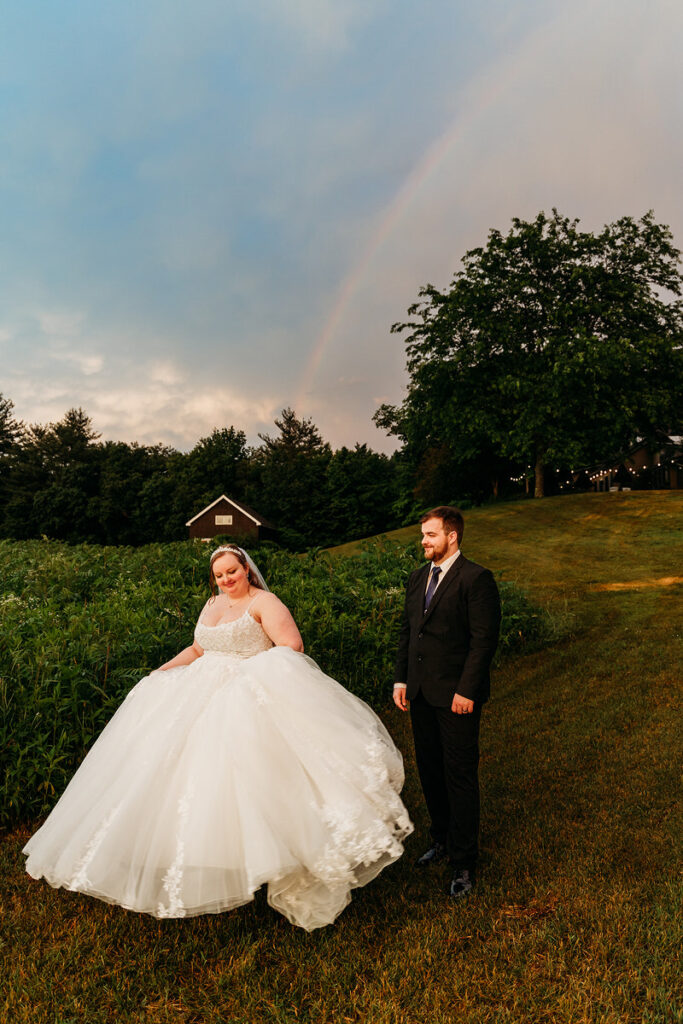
[246,0,388,52]
[38,310,86,337]
[7,353,283,449]
[48,350,104,377]
[84,366,282,450]
[149,361,184,387]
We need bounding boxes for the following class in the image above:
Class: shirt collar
[429,549,461,578]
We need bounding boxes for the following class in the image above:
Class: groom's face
[421,518,458,564]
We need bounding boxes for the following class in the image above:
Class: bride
[23,545,413,930]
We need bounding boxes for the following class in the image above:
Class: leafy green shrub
[0,537,566,825]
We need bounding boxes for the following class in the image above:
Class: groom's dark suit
[395,554,501,870]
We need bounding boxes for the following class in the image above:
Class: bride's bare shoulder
[251,589,281,607]
[197,596,218,621]
[250,590,287,617]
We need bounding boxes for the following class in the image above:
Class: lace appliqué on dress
[157,781,195,919]
[69,802,123,891]
[312,737,412,885]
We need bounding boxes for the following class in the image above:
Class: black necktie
[424,565,441,612]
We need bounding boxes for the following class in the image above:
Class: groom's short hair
[421,505,464,545]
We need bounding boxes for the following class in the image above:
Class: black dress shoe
[449,868,474,900]
[416,842,448,866]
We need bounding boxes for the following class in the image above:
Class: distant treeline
[0,399,420,549]
[0,390,614,551]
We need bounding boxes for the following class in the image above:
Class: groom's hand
[393,684,408,711]
[451,693,474,715]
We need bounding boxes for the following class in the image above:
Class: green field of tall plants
[0,536,563,827]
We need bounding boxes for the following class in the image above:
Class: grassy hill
[331,490,683,588]
[1,491,681,1023]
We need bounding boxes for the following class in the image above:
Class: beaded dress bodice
[194,610,274,659]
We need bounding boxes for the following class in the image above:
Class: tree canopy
[375,210,683,497]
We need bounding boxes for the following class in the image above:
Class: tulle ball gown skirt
[23,646,413,930]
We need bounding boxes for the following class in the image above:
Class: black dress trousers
[409,689,482,870]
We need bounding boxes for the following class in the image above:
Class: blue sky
[1,0,682,452]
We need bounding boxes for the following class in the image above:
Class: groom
[393,506,501,900]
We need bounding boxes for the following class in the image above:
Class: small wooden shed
[186,495,278,543]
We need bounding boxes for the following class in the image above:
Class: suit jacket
[394,554,501,707]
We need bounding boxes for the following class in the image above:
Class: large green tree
[375,210,683,497]
[325,444,399,542]
[0,392,21,460]
[3,408,102,540]
[0,394,21,454]
[0,395,22,529]
[96,441,176,544]
[183,427,251,516]
[253,408,332,548]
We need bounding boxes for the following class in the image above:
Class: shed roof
[185,494,275,529]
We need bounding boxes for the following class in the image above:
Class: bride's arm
[256,593,304,652]
[157,638,204,671]
[157,601,208,670]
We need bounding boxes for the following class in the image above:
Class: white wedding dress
[23,607,413,930]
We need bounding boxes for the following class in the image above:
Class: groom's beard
[423,540,449,562]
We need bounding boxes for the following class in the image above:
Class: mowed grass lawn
[1,492,681,1024]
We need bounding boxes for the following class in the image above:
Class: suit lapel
[409,564,430,619]
[420,555,465,625]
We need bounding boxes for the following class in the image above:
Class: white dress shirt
[424,549,461,596]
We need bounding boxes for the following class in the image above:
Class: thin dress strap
[199,593,261,627]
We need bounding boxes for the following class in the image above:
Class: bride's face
[212,553,250,599]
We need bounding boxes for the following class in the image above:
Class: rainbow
[293,123,459,411]
[293,18,556,412]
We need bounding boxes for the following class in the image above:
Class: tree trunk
[534,454,545,498]
[492,477,499,499]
